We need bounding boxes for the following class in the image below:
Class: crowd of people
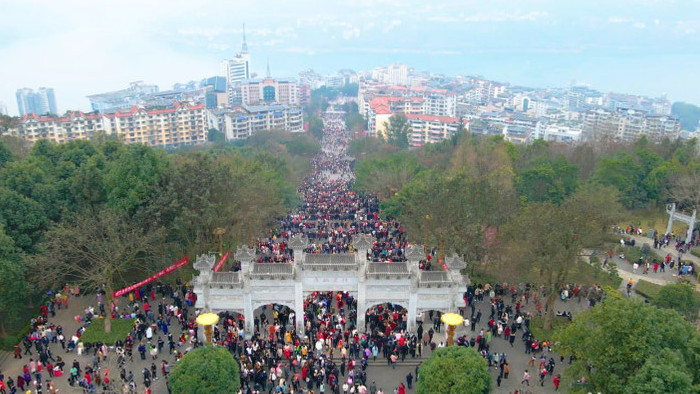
[213,111,424,393]
[1,281,201,394]
[4,107,661,394]
[254,113,410,265]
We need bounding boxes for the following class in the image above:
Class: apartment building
[217,104,304,140]
[583,108,680,141]
[236,78,300,107]
[18,111,105,144]
[17,103,207,148]
[405,114,464,147]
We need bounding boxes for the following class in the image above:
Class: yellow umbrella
[440,312,464,347]
[441,312,464,326]
[196,313,220,345]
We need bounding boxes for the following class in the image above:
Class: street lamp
[196,313,220,345]
[213,227,226,257]
[441,312,464,347]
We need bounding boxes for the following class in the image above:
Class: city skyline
[1,0,699,115]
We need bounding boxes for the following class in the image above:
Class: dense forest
[0,131,319,338]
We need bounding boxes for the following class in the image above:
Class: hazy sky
[1,0,699,115]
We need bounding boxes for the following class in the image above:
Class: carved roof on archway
[352,234,373,250]
[405,245,426,261]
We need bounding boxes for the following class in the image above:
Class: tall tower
[241,23,248,54]
[221,23,252,105]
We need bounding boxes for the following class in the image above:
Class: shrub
[170,346,241,394]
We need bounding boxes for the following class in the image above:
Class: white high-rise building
[221,24,251,98]
[386,64,408,86]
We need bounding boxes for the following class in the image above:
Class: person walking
[521,370,531,386]
[406,372,413,389]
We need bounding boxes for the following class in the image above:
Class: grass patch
[581,256,623,289]
[634,279,663,300]
[692,249,700,259]
[529,315,571,341]
[81,318,135,345]
[615,244,664,264]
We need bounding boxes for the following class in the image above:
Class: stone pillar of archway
[687,209,697,245]
[352,234,373,266]
[294,281,305,337]
[407,291,418,333]
[288,234,309,265]
[243,292,254,339]
[235,245,257,275]
[357,281,366,333]
[193,254,216,311]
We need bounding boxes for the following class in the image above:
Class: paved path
[0,293,179,394]
[615,234,699,294]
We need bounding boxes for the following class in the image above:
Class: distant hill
[672,102,700,131]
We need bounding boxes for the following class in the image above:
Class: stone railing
[303,254,357,271]
[366,262,410,279]
[210,272,242,288]
[419,271,451,287]
[250,263,295,279]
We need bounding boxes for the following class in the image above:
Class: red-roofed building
[17,102,207,147]
[360,82,457,137]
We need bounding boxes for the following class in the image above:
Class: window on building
[263,86,276,102]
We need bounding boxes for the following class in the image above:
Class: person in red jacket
[398,382,406,394]
[553,374,561,391]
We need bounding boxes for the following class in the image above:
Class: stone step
[365,360,424,367]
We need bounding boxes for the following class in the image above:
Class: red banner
[113,256,189,298]
[213,251,229,272]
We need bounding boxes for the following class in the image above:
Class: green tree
[653,283,700,321]
[555,298,700,393]
[0,114,19,133]
[355,152,424,200]
[624,349,694,394]
[307,115,324,140]
[27,208,166,333]
[0,139,14,168]
[103,144,171,215]
[417,346,491,394]
[516,155,579,204]
[207,128,226,143]
[345,112,366,134]
[170,346,240,394]
[385,114,410,149]
[0,225,27,337]
[348,136,391,160]
[500,184,623,330]
[0,187,49,253]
